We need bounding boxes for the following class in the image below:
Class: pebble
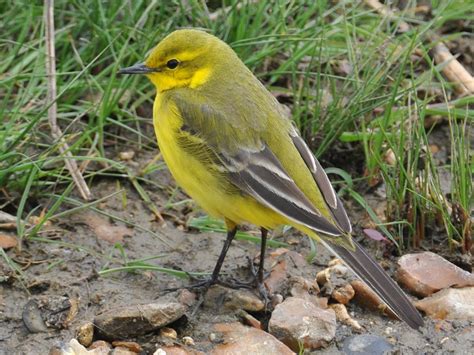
[154,346,203,355]
[22,299,48,333]
[111,341,142,353]
[415,287,474,320]
[238,310,262,329]
[397,252,474,297]
[288,276,326,308]
[331,283,355,305]
[268,297,336,351]
[0,233,17,249]
[94,301,186,339]
[264,248,307,294]
[54,339,109,355]
[118,150,135,161]
[316,263,349,297]
[342,334,393,354]
[178,289,197,307]
[330,303,362,331]
[111,347,138,355]
[203,285,264,312]
[76,322,94,347]
[211,322,294,354]
[350,280,398,319]
[89,340,112,351]
[182,336,195,346]
[160,327,178,339]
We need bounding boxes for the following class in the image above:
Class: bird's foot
[247,256,271,310]
[164,274,218,293]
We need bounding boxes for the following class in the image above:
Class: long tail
[322,239,424,329]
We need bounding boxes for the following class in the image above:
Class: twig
[430,41,474,96]
[364,0,410,32]
[364,0,474,96]
[44,0,92,200]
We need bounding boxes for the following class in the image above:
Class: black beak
[118,62,158,75]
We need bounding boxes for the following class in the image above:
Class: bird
[118,28,424,329]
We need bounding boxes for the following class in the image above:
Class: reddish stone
[415,287,474,320]
[211,322,294,354]
[269,297,336,351]
[397,252,474,297]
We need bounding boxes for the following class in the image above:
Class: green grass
[1,0,472,278]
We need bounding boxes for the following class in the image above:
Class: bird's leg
[256,228,269,306]
[185,226,237,316]
[208,226,237,284]
[169,225,237,292]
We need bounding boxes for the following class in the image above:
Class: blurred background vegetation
[0,0,472,262]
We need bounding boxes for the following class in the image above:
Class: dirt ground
[1,143,473,355]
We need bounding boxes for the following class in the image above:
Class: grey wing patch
[224,145,342,236]
[291,133,352,234]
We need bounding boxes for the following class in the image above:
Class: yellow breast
[152,94,287,229]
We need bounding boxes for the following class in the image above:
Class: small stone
[328,258,343,267]
[289,276,320,295]
[211,322,294,354]
[343,334,393,354]
[94,301,185,339]
[55,339,109,355]
[316,264,349,297]
[415,287,474,320]
[178,289,197,307]
[89,340,112,351]
[204,285,264,312]
[111,347,137,355]
[397,252,474,297]
[264,249,307,294]
[331,283,355,305]
[118,150,135,161]
[182,336,195,346]
[77,322,94,347]
[25,295,78,330]
[288,276,323,307]
[0,233,18,249]
[111,341,142,353]
[269,297,336,351]
[271,293,284,308]
[160,327,178,339]
[154,346,202,355]
[351,280,398,319]
[22,299,48,333]
[330,304,362,331]
[238,310,262,329]
[384,148,397,166]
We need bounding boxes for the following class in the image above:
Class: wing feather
[291,133,352,233]
[224,146,342,236]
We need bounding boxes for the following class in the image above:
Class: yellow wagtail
[119,29,423,329]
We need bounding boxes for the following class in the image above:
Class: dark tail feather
[322,239,424,329]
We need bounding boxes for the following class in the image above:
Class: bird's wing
[167,90,343,237]
[222,145,342,236]
[290,132,352,233]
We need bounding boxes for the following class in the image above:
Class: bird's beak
[118,62,159,75]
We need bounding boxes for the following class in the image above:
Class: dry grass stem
[44,0,92,201]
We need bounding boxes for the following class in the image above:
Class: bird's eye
[166,59,179,69]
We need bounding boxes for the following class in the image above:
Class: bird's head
[119,29,231,92]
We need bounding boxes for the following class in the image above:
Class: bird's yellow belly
[153,103,286,229]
